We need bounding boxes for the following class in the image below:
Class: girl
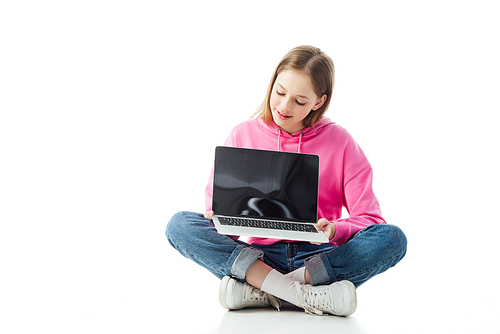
[166,45,407,316]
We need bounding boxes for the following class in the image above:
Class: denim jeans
[166,211,407,288]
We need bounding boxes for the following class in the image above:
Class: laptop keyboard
[219,217,318,233]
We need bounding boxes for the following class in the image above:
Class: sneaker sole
[335,280,357,316]
[219,276,232,310]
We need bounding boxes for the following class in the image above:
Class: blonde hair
[254,45,335,128]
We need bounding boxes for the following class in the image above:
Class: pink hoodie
[205,117,386,246]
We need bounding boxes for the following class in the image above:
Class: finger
[204,211,214,219]
[317,218,329,229]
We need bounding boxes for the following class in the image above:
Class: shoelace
[244,284,282,311]
[266,294,282,311]
[294,282,327,316]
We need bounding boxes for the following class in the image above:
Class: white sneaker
[219,276,282,311]
[296,280,357,316]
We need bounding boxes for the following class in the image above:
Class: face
[269,70,326,134]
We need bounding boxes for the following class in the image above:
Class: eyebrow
[276,84,310,100]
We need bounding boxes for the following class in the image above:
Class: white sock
[284,267,306,284]
[260,269,302,307]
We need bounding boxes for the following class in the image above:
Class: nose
[279,96,293,112]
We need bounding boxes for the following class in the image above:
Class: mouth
[276,109,292,119]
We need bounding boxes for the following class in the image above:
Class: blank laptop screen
[213,147,319,223]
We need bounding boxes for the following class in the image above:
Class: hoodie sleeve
[330,140,386,245]
[205,168,214,212]
[205,128,236,212]
[204,130,241,241]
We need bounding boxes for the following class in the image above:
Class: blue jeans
[166,211,407,288]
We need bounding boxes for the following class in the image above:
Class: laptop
[211,146,329,243]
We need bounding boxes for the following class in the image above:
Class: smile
[276,109,292,118]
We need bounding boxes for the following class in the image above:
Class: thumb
[317,218,330,229]
[204,210,214,219]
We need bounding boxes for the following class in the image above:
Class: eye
[296,101,306,106]
[276,90,285,96]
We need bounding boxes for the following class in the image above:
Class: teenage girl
[166,45,407,316]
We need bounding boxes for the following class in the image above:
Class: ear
[312,94,327,111]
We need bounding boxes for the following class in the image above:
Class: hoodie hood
[255,116,336,153]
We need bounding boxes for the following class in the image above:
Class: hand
[311,218,336,245]
[204,210,214,219]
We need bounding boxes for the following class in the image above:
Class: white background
[1,1,499,333]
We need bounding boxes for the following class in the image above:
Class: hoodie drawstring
[276,128,304,153]
[298,132,303,153]
[277,128,282,152]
